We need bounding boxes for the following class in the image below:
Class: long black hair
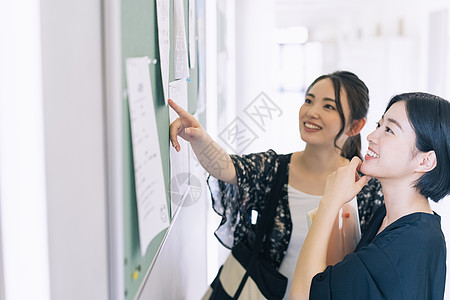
[385,92,450,202]
[306,71,370,160]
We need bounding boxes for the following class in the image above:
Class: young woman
[290,92,449,300]
[169,71,384,299]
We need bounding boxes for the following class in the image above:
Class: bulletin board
[121,0,199,299]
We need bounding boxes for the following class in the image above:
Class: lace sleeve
[207,149,279,248]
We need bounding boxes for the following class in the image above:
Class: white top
[279,185,322,299]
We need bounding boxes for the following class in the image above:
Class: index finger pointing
[168,98,190,118]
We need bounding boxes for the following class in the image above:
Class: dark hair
[385,92,450,202]
[306,71,370,160]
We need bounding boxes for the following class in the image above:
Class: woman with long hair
[170,71,384,299]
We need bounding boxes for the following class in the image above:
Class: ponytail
[341,134,362,160]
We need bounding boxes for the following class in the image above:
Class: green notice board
[121,0,199,299]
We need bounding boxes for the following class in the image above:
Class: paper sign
[173,0,190,79]
[125,57,170,256]
[156,0,170,104]
[188,0,197,68]
[169,79,190,216]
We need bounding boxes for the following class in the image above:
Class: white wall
[0,1,50,299]
[234,0,280,154]
[0,1,110,299]
[40,0,110,299]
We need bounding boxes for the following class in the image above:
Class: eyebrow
[383,116,403,131]
[306,93,336,102]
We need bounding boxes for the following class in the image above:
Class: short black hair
[385,92,450,202]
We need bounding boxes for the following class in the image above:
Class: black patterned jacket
[208,149,384,269]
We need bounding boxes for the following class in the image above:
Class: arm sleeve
[310,245,402,299]
[310,253,369,299]
[207,149,279,248]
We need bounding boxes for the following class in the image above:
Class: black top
[310,205,447,300]
[208,149,384,268]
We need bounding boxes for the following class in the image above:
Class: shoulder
[230,149,279,172]
[374,213,445,258]
[367,213,446,298]
[232,149,278,162]
[238,149,292,166]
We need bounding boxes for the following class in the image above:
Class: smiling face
[361,101,418,180]
[299,78,352,148]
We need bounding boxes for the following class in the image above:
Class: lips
[303,122,322,132]
[365,147,380,160]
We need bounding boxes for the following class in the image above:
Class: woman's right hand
[321,157,371,210]
[168,99,237,184]
[168,99,206,152]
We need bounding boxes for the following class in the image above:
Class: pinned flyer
[125,57,170,256]
[169,79,189,217]
[156,0,170,104]
[173,0,190,79]
[188,0,197,68]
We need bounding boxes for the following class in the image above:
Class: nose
[305,103,320,119]
[367,127,379,144]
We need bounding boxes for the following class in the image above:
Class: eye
[304,98,312,104]
[324,104,335,110]
[375,121,381,128]
[385,126,394,134]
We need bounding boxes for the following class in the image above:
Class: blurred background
[205,0,450,298]
[209,0,449,155]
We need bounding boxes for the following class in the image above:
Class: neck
[380,178,432,227]
[299,144,347,174]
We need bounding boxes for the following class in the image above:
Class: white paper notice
[169,79,189,216]
[188,0,197,68]
[169,79,188,122]
[156,0,170,104]
[125,57,170,256]
[174,0,190,79]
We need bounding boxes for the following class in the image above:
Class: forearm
[290,200,341,300]
[190,133,237,185]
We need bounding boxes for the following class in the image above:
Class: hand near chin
[322,157,371,210]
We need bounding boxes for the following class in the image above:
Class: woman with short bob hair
[290,92,449,300]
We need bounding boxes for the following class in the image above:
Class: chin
[299,132,310,143]
[299,132,325,145]
[360,161,373,176]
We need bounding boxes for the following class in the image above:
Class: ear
[416,150,437,173]
[346,118,366,137]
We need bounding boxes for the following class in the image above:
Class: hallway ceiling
[274,0,373,28]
